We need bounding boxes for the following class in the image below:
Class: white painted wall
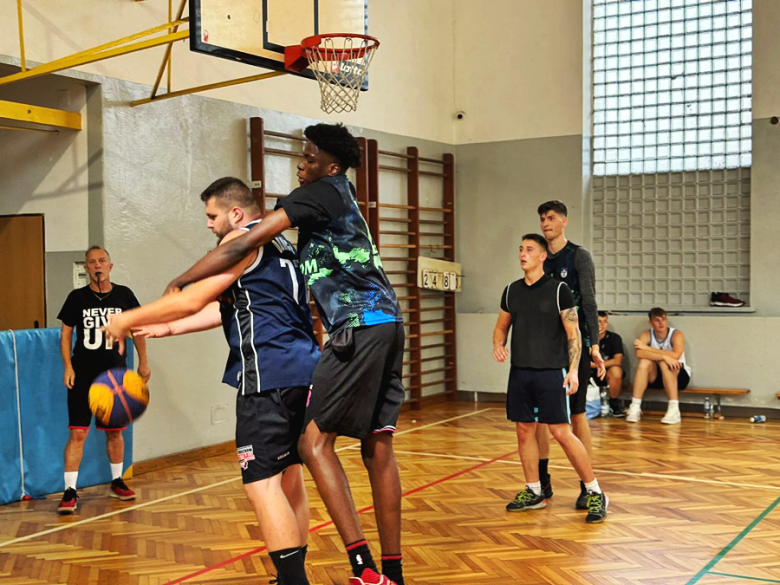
[452,0,584,144]
[0,73,89,252]
[0,0,456,144]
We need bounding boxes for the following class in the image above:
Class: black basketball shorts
[304,321,405,440]
[68,358,127,431]
[568,343,592,416]
[235,386,308,484]
[507,366,570,425]
[648,367,691,390]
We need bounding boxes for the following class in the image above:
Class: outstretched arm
[133,302,222,338]
[166,209,291,293]
[107,230,255,353]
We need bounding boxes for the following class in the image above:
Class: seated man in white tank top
[625,307,692,425]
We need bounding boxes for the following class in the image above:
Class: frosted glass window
[592,0,752,176]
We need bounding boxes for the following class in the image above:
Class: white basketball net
[304,35,378,114]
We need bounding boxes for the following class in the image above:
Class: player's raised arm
[165,208,292,293]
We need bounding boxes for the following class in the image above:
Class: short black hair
[537,200,568,217]
[304,123,362,171]
[521,233,549,253]
[598,310,608,318]
[648,307,667,319]
[200,177,259,212]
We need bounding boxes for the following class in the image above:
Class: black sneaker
[585,491,609,524]
[506,487,546,512]
[608,407,625,419]
[541,476,553,499]
[576,481,589,510]
[58,488,79,515]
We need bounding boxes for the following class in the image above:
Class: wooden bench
[622,385,749,415]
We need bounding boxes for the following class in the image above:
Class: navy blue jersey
[219,222,320,393]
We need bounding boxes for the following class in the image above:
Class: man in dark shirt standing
[57,246,150,515]
[535,200,605,510]
[164,124,404,585]
[493,234,607,524]
[591,311,626,417]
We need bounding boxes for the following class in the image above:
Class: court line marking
[686,494,780,584]
[709,573,780,584]
[392,450,780,492]
[165,447,519,584]
[0,407,491,549]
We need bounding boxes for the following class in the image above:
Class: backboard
[190,0,369,79]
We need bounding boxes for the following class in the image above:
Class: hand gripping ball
[89,368,149,428]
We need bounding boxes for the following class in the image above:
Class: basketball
[88,368,149,428]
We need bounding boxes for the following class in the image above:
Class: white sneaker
[661,409,681,425]
[626,403,642,423]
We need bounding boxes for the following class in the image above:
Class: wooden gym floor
[2,403,780,585]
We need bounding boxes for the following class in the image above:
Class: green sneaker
[585,490,609,524]
[506,487,547,512]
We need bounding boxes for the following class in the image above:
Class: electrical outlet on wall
[211,404,229,425]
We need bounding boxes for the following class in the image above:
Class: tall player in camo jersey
[163,124,406,585]
[536,200,605,511]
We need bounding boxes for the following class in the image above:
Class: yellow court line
[0,407,491,549]
[392,449,780,492]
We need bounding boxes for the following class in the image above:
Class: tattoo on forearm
[568,330,582,370]
[561,308,579,324]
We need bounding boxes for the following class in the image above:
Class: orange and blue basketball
[89,368,149,428]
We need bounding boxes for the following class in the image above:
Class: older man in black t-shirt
[591,311,626,417]
[493,234,608,524]
[56,246,150,515]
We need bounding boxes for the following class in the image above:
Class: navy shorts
[648,367,690,390]
[235,387,307,484]
[507,366,570,425]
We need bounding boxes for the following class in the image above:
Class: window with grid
[591,0,752,310]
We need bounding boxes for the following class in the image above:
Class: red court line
[165,449,518,584]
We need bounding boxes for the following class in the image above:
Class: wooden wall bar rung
[421,354,447,363]
[419,171,447,178]
[420,232,452,237]
[379,203,416,210]
[420,206,452,213]
[421,342,454,351]
[420,317,453,325]
[379,165,411,173]
[421,366,454,376]
[380,217,412,223]
[380,230,416,236]
[420,219,447,225]
[265,147,303,158]
[385,270,415,275]
[382,256,412,261]
[420,329,454,338]
[378,150,415,159]
[420,378,454,388]
[383,244,416,249]
[419,156,445,164]
[419,306,447,313]
[420,245,453,249]
[264,130,304,141]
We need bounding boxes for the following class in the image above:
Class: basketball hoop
[285,34,380,114]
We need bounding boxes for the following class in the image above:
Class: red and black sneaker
[110,478,136,501]
[710,292,746,307]
[58,488,79,515]
[349,569,397,585]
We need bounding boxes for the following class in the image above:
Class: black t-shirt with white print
[57,284,140,371]
[500,274,576,370]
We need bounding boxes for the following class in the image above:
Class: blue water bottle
[750,416,767,423]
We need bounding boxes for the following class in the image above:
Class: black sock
[269,547,308,585]
[609,398,620,411]
[382,555,404,585]
[539,459,549,482]
[579,480,586,494]
[346,540,378,578]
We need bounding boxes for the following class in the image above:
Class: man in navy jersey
[535,200,605,511]
[105,178,318,585]
[162,124,405,585]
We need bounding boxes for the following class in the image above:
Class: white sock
[584,479,602,494]
[527,481,542,496]
[64,471,78,491]
[631,398,642,407]
[668,400,679,411]
[110,462,123,480]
